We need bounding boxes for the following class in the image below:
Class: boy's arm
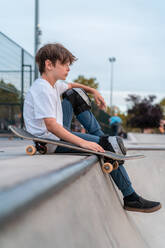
[68,82,106,110]
[44,118,104,152]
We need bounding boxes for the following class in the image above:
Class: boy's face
[45,59,70,80]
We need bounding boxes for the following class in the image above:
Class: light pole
[109,57,116,114]
[34,0,42,79]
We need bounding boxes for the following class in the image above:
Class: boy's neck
[41,73,57,87]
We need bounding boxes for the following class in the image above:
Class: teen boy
[24,43,161,213]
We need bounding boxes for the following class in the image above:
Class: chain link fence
[0,32,34,133]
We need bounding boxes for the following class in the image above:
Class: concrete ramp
[0,161,147,248]
[123,133,165,247]
[0,134,165,247]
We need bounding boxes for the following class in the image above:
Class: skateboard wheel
[113,161,119,170]
[26,145,37,155]
[102,162,113,174]
[38,146,47,154]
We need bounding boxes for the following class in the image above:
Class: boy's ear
[45,59,53,71]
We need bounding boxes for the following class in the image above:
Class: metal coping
[0,155,98,225]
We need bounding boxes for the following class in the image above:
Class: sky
[0,0,165,112]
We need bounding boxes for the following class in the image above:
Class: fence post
[21,49,24,129]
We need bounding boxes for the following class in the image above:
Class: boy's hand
[93,89,106,110]
[80,140,105,153]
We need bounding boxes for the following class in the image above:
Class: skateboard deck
[9,126,145,174]
[127,145,165,151]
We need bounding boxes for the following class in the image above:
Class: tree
[0,79,20,103]
[160,98,165,106]
[0,80,21,128]
[159,98,165,117]
[126,94,163,132]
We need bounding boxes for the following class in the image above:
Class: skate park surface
[0,133,165,248]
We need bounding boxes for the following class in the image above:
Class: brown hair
[35,43,77,74]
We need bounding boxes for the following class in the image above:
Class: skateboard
[9,126,145,174]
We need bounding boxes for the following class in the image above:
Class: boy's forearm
[44,119,84,146]
[69,82,96,94]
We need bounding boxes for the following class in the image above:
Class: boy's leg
[62,97,104,136]
[61,90,161,212]
[61,95,134,196]
[55,132,99,153]
[62,97,73,130]
[77,110,104,136]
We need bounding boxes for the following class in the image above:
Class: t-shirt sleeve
[33,90,56,119]
[56,80,69,95]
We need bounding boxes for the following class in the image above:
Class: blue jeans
[55,99,134,197]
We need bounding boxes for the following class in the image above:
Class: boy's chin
[61,75,67,80]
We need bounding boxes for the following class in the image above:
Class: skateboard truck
[26,142,47,155]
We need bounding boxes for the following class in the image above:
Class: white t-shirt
[23,78,68,149]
